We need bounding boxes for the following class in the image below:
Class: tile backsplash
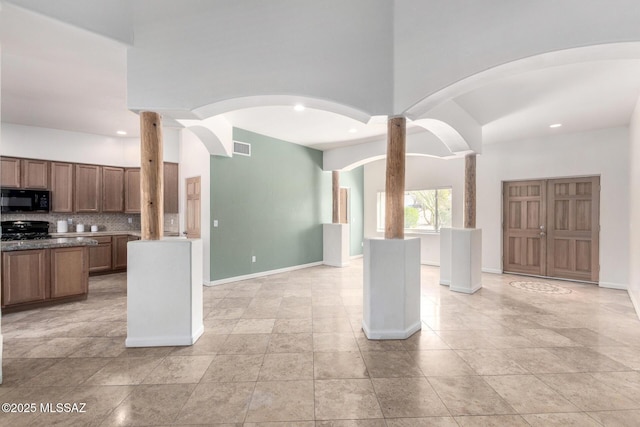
[2,213,179,233]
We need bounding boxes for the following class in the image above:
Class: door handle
[540,232,546,237]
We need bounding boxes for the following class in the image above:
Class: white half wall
[1,123,179,165]
[178,128,211,284]
[479,127,630,289]
[629,97,640,314]
[364,156,464,265]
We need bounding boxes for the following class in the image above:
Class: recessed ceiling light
[348,128,358,133]
[293,104,305,112]
[549,123,562,128]
[116,130,127,135]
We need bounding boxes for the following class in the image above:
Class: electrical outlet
[128,217,133,224]
[67,218,73,225]
[213,220,218,227]
[252,255,256,263]
[170,219,174,225]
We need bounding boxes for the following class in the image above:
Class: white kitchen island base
[323,223,350,267]
[126,238,203,347]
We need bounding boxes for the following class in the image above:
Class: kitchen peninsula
[1,237,97,312]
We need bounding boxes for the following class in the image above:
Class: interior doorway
[186,176,201,238]
[503,176,600,282]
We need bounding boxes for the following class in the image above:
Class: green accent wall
[211,128,326,280]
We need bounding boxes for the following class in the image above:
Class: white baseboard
[482,268,503,274]
[126,325,204,347]
[629,289,640,321]
[599,281,628,290]
[350,254,363,260]
[206,261,323,286]
[421,261,439,266]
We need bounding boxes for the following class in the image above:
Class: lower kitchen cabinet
[88,236,113,273]
[50,246,88,298]
[1,249,48,306]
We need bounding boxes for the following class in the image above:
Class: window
[377,188,452,233]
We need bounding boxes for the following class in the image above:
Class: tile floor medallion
[1,264,639,425]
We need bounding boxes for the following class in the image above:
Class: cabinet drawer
[92,236,113,244]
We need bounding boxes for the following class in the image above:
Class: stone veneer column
[140,111,164,240]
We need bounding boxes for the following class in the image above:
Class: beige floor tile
[356,336,406,352]
[273,318,313,333]
[313,333,359,352]
[206,307,246,319]
[203,318,239,334]
[372,377,449,418]
[218,333,271,354]
[545,346,632,371]
[0,358,63,387]
[590,371,640,402]
[22,357,111,387]
[141,355,214,384]
[401,331,451,351]
[102,383,195,426]
[385,418,458,427]
[454,415,530,426]
[537,373,639,411]
[267,333,313,353]
[216,297,254,308]
[436,331,497,350]
[553,327,625,346]
[428,376,515,416]
[231,318,276,334]
[313,316,354,333]
[315,379,383,420]
[0,386,77,427]
[21,337,93,358]
[523,412,601,426]
[314,351,369,379]
[361,351,424,378]
[277,305,312,319]
[313,305,348,318]
[246,422,314,427]
[409,350,476,376]
[246,380,315,422]
[200,353,264,382]
[170,333,228,356]
[68,337,125,358]
[586,409,640,426]
[455,349,529,375]
[504,347,580,373]
[483,375,579,413]
[259,352,314,380]
[318,420,387,427]
[590,345,640,370]
[175,382,254,423]
[117,346,174,358]
[83,357,164,385]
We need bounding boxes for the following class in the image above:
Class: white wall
[1,123,179,165]
[178,129,211,284]
[629,98,640,314]
[364,156,464,265]
[478,127,630,288]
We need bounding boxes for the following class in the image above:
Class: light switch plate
[213,220,218,227]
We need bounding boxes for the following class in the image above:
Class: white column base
[450,228,482,294]
[363,238,421,339]
[439,228,452,286]
[126,239,204,347]
[323,223,350,267]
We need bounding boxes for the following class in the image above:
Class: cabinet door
[51,162,74,212]
[112,235,130,270]
[88,236,113,273]
[22,159,49,189]
[164,162,179,213]
[50,246,88,298]
[1,157,21,188]
[102,167,124,212]
[1,249,48,307]
[124,168,141,213]
[75,164,101,212]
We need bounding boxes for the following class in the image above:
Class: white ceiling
[3,4,640,150]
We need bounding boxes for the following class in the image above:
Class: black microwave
[0,189,50,213]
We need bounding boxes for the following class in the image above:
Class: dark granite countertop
[1,237,99,252]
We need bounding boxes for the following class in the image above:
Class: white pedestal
[323,223,350,267]
[450,228,482,294]
[126,238,204,347]
[363,238,421,339]
[439,228,452,286]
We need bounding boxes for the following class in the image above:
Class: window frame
[376,187,452,234]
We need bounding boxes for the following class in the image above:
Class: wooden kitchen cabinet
[50,162,74,212]
[50,246,88,298]
[164,162,179,213]
[112,234,140,270]
[1,157,21,188]
[22,159,49,189]
[88,236,112,273]
[124,168,141,213]
[75,164,101,212]
[1,249,49,307]
[102,166,124,212]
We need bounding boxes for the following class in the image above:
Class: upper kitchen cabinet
[124,168,141,213]
[51,162,74,212]
[1,157,22,188]
[164,162,179,213]
[102,167,124,212]
[22,159,49,189]
[75,164,101,212]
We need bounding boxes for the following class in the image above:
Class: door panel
[186,176,201,238]
[503,176,600,283]
[503,180,546,276]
